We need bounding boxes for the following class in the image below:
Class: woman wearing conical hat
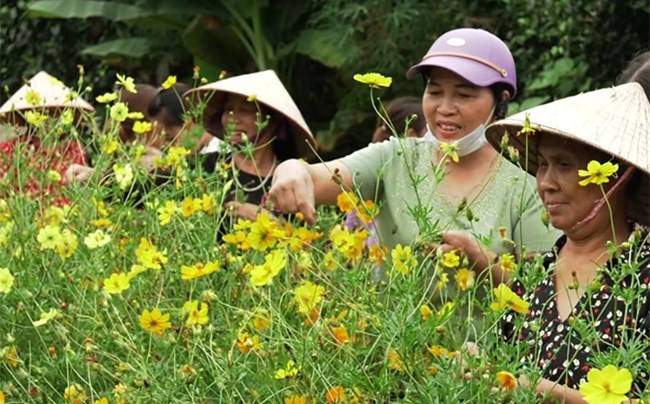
[184,70,316,220]
[0,71,94,205]
[485,83,650,399]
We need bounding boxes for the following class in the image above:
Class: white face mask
[424,107,495,157]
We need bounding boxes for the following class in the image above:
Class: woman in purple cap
[268,28,559,277]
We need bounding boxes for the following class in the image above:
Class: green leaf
[81,38,152,58]
[293,29,355,69]
[27,0,149,21]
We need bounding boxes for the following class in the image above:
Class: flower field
[0,76,648,403]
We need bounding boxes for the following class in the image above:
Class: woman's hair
[616,51,650,101]
[147,82,192,128]
[490,83,511,120]
[383,96,426,135]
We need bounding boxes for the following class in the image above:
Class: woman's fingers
[268,160,316,223]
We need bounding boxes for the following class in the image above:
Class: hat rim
[0,71,95,123]
[184,71,316,160]
[486,119,650,227]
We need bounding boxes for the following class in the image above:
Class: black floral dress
[501,230,650,394]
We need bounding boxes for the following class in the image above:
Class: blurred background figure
[185,69,315,220]
[0,71,93,204]
[371,96,426,143]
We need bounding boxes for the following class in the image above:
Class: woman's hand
[267,159,317,223]
[64,164,95,184]
[225,201,263,221]
[441,231,495,271]
[138,146,163,172]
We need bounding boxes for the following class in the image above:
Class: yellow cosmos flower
[442,251,460,268]
[180,197,202,218]
[33,308,60,327]
[454,268,475,291]
[95,92,118,103]
[132,120,153,135]
[579,365,632,404]
[135,238,168,270]
[326,386,346,404]
[56,229,78,259]
[249,249,286,286]
[127,111,144,120]
[37,224,63,250]
[247,213,285,251]
[0,267,15,294]
[440,142,460,163]
[356,199,379,224]
[46,170,62,182]
[128,264,147,279]
[139,308,171,336]
[274,360,300,379]
[391,243,417,275]
[64,384,87,401]
[387,349,404,371]
[293,281,326,315]
[101,135,120,155]
[113,163,134,190]
[336,191,359,213]
[251,309,272,332]
[578,160,619,186]
[235,331,261,353]
[182,300,209,326]
[330,325,350,344]
[499,253,517,272]
[103,273,131,294]
[116,73,136,93]
[161,75,177,90]
[353,72,392,88]
[490,284,529,314]
[110,102,129,122]
[285,395,307,404]
[181,260,221,280]
[157,200,177,226]
[25,89,41,105]
[495,371,517,390]
[420,304,433,320]
[84,229,111,249]
[24,110,48,126]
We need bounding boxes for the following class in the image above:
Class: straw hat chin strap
[569,165,635,233]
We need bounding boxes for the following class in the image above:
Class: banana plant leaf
[81,38,152,58]
[27,0,150,21]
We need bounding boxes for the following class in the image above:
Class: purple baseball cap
[406,28,517,98]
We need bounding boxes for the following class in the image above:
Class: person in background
[268,28,559,279]
[184,69,316,220]
[371,95,426,143]
[0,71,93,205]
[486,82,649,401]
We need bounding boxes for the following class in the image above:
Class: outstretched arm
[268,159,352,224]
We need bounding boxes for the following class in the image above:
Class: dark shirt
[501,231,650,393]
[202,151,271,206]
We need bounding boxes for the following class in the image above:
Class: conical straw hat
[486,82,650,226]
[0,71,95,123]
[184,70,316,160]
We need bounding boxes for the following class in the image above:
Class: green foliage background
[1,0,648,157]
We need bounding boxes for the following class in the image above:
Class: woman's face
[422,67,495,141]
[221,94,259,145]
[536,135,616,232]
